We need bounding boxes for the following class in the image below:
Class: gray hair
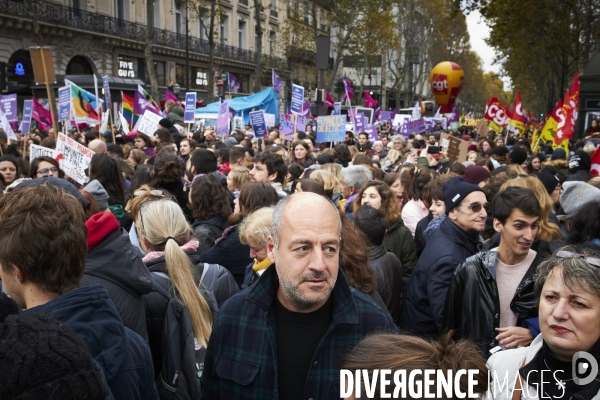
[340,165,372,191]
[271,194,342,249]
[535,245,600,300]
[391,135,406,145]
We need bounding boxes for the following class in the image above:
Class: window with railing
[238,20,246,50]
[239,0,248,6]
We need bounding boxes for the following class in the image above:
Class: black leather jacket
[442,243,550,355]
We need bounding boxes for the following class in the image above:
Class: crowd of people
[1,114,600,400]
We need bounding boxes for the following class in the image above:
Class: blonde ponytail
[164,238,213,347]
[140,198,213,347]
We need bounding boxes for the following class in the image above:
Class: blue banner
[58,86,71,121]
[316,115,346,142]
[184,92,197,123]
[21,99,33,134]
[290,84,304,114]
[250,110,267,138]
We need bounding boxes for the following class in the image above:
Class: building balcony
[0,0,287,69]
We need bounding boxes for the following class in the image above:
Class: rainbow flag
[65,79,102,124]
[121,91,134,130]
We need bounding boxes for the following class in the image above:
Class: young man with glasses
[443,187,552,355]
[399,176,487,338]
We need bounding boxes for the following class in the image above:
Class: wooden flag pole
[109,109,116,144]
[40,50,57,134]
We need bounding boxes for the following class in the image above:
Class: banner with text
[316,115,346,142]
[290,84,305,114]
[57,133,94,184]
[21,99,33,134]
[216,100,230,136]
[136,109,163,136]
[279,114,294,140]
[250,111,267,138]
[29,144,59,164]
[58,86,71,121]
[0,94,17,122]
[184,92,197,123]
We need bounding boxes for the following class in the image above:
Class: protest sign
[354,113,366,132]
[184,93,196,123]
[250,111,267,138]
[380,111,393,122]
[216,100,230,136]
[21,100,33,134]
[136,109,163,135]
[353,107,373,124]
[365,125,379,143]
[279,114,294,140]
[102,76,111,107]
[233,116,244,130]
[476,119,489,138]
[439,132,469,163]
[450,121,460,130]
[290,84,304,114]
[406,118,427,134]
[0,110,17,141]
[316,115,345,142]
[58,86,71,121]
[432,117,448,130]
[56,133,94,184]
[264,113,276,127]
[296,115,307,133]
[333,102,341,116]
[0,94,17,122]
[29,144,59,164]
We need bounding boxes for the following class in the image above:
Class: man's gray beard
[279,271,337,311]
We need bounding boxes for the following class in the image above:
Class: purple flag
[301,100,310,117]
[374,106,381,121]
[449,106,460,122]
[228,73,240,93]
[272,69,282,92]
[342,77,354,103]
[133,85,161,118]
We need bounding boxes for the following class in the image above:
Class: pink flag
[325,91,335,107]
[32,97,52,131]
[364,91,378,108]
[166,88,179,103]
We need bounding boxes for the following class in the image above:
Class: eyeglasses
[37,167,58,176]
[137,195,177,237]
[556,251,600,268]
[460,202,489,213]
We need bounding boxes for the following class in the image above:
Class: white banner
[29,144,59,164]
[56,133,94,185]
[136,110,163,136]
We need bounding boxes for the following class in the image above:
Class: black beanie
[534,171,560,195]
[159,118,173,128]
[443,176,485,215]
[0,313,107,400]
[569,150,591,174]
[316,154,335,165]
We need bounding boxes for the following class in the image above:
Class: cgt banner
[57,133,94,185]
[484,97,510,132]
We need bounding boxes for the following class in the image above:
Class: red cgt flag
[590,145,600,176]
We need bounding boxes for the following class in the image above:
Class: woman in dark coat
[354,180,418,287]
[189,173,233,254]
[201,182,280,287]
[149,151,192,221]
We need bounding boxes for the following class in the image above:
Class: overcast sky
[465,10,512,90]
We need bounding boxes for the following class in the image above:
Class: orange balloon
[429,62,464,113]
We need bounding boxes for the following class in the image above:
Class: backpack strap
[152,271,172,300]
[200,263,219,291]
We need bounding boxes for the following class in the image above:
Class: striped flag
[121,91,134,129]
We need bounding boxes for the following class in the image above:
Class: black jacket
[414,213,433,257]
[155,179,192,222]
[368,245,403,325]
[25,285,158,400]
[201,225,252,287]
[143,251,239,377]
[398,217,481,337]
[192,216,227,254]
[442,244,550,355]
[82,229,153,342]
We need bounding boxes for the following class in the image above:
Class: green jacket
[417,156,451,174]
[168,103,185,126]
[384,216,418,287]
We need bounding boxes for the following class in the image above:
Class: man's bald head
[88,139,107,154]
[271,192,341,249]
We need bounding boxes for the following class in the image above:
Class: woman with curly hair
[189,173,233,254]
[353,180,418,286]
[132,132,156,157]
